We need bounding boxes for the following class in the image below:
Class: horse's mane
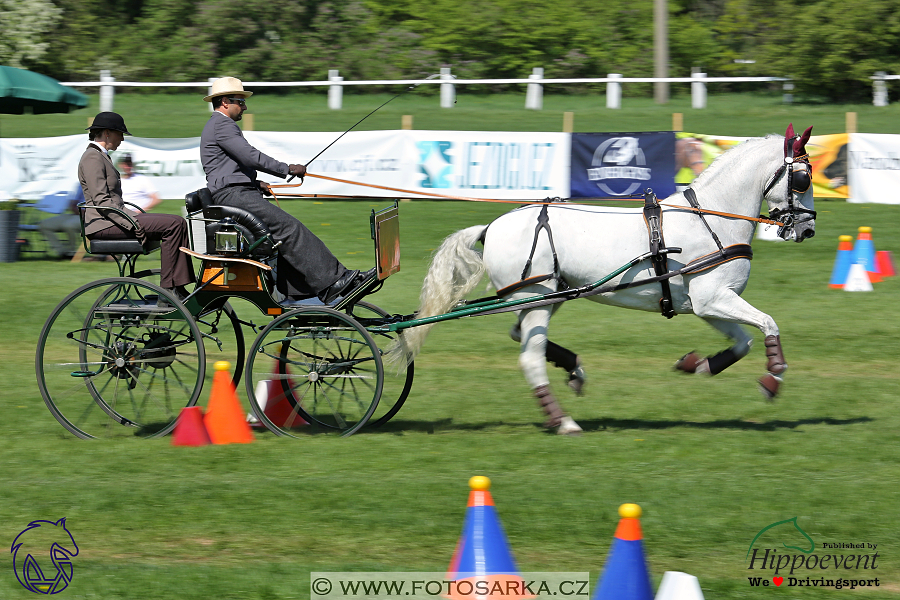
[690,134,781,189]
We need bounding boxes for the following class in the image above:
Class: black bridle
[763,135,816,238]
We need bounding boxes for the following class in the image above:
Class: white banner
[848,133,900,204]
[0,130,571,201]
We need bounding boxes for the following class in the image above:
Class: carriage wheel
[132,269,245,388]
[36,278,206,439]
[245,307,383,437]
[346,301,414,428]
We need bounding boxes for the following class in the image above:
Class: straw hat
[203,77,254,102]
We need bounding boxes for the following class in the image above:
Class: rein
[269,173,787,227]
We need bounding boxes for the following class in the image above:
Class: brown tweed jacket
[78,144,138,236]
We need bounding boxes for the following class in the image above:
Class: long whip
[287,73,450,182]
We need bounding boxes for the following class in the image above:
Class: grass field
[3,90,900,138]
[1,194,899,598]
[2,94,899,598]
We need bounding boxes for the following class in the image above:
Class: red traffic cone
[592,504,653,600]
[171,406,211,446]
[259,356,308,429]
[445,476,534,600]
[876,251,896,277]
[204,361,254,444]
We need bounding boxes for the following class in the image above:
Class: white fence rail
[62,69,793,113]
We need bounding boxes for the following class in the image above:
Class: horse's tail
[387,225,487,368]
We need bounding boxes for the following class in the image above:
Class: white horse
[391,125,817,434]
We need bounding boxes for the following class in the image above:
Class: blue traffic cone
[592,504,653,600]
[829,235,854,288]
[852,227,881,283]
[445,476,534,600]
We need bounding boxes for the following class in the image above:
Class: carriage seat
[77,202,161,256]
[184,189,275,259]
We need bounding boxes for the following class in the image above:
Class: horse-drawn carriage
[36,124,818,439]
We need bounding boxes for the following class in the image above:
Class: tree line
[2,0,899,102]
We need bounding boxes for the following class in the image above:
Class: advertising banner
[570,132,675,199]
[0,130,571,201]
[848,133,900,204]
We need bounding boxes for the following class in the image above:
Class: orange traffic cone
[876,251,896,277]
[171,406,211,446]
[204,361,254,444]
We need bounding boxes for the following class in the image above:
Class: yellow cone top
[839,235,852,242]
[469,476,491,491]
[619,503,642,519]
[214,361,231,372]
[858,226,872,233]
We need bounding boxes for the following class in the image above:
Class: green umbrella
[0,65,88,115]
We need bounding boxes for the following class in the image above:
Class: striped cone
[829,235,854,289]
[445,477,534,600]
[852,227,881,283]
[592,504,653,600]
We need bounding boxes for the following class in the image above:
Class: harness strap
[684,188,725,257]
[642,189,676,319]
[521,203,561,282]
[496,274,556,297]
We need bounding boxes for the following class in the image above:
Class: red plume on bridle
[784,123,813,158]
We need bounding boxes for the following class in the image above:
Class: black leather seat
[77,202,161,256]
[185,189,274,259]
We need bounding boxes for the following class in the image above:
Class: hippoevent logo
[10,518,79,594]
[587,136,651,196]
[746,517,880,590]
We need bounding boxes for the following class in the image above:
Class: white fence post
[691,69,707,109]
[328,69,343,110]
[874,71,888,106]
[99,70,115,112]
[525,67,543,110]
[782,81,794,104]
[208,77,218,111]
[440,67,455,108]
[606,73,621,109]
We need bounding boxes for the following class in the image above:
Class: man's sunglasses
[226,97,247,107]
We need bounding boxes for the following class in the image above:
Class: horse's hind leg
[514,306,583,435]
[510,322,586,395]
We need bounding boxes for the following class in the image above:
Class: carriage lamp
[215,218,240,254]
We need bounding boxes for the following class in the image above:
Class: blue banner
[570,132,675,199]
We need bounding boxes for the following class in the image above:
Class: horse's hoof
[758,373,782,400]
[675,352,704,374]
[567,363,587,396]
[556,416,583,436]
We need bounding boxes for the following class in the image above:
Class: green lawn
[1,195,898,598]
[3,90,900,138]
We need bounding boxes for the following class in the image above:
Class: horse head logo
[10,518,79,594]
[747,516,815,558]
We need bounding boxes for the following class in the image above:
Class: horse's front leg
[514,306,583,435]
[678,287,787,399]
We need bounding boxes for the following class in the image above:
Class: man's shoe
[157,286,190,308]
[319,269,360,304]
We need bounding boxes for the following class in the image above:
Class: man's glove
[288,164,307,178]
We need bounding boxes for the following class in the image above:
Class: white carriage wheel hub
[307,371,319,382]
[115,358,125,368]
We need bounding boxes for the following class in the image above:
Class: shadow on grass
[357,416,874,434]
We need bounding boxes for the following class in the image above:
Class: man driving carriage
[200,77,374,303]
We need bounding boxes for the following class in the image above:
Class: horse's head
[11,518,79,593]
[763,124,816,242]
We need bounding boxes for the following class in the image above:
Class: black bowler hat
[86,112,131,135]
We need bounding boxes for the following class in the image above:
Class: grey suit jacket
[78,144,137,236]
[200,112,289,194]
